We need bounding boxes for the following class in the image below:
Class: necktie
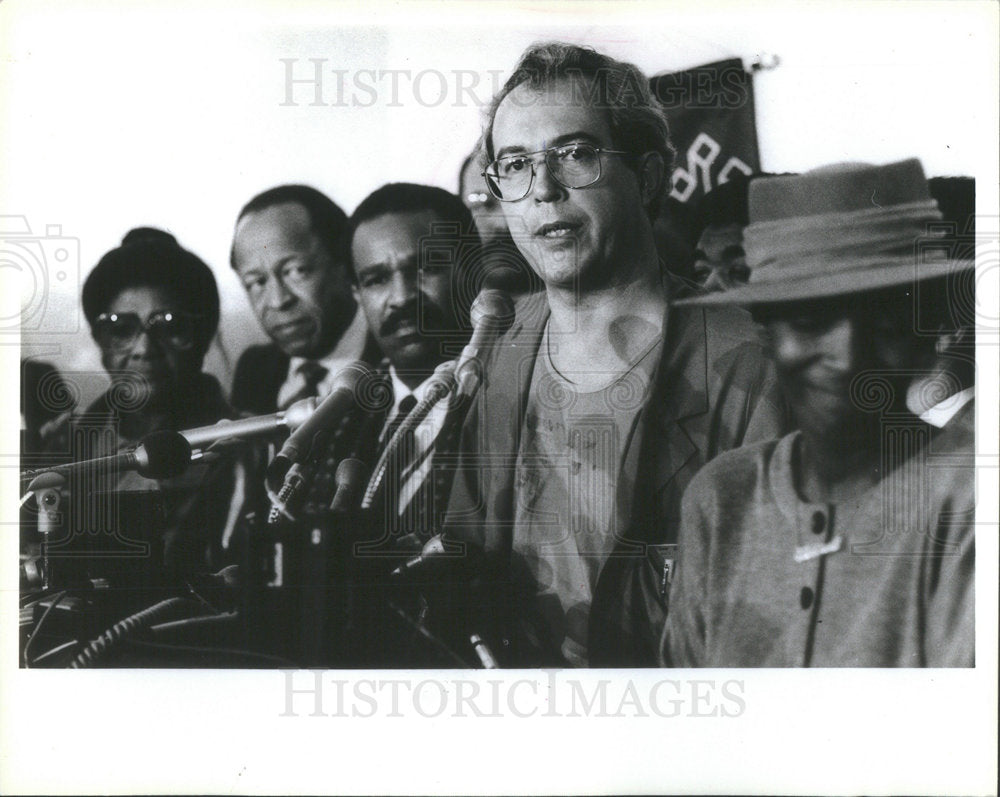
[379,393,418,455]
[390,393,449,541]
[280,361,328,409]
[377,394,418,535]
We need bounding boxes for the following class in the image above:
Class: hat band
[744,200,943,285]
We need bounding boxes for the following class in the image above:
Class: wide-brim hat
[675,158,973,306]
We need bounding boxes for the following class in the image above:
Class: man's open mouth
[535,221,580,238]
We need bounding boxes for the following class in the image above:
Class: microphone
[22,430,193,489]
[454,289,514,400]
[268,360,373,481]
[180,398,317,450]
[470,634,499,669]
[391,533,483,580]
[360,360,457,510]
[329,458,367,514]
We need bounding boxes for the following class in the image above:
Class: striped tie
[378,394,418,536]
[395,396,448,540]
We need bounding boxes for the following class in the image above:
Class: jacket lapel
[617,305,711,544]
[264,346,291,413]
[481,292,548,552]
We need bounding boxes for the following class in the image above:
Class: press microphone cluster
[266,361,374,521]
[23,394,335,503]
[266,288,512,523]
[360,360,457,511]
[360,290,514,510]
[269,361,373,478]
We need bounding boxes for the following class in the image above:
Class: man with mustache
[348,182,477,546]
[440,42,787,667]
[230,184,381,414]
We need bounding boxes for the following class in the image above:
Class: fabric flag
[650,58,761,205]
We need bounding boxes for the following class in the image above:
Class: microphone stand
[248,401,385,667]
[360,361,457,511]
[30,473,66,590]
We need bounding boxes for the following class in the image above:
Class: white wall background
[3,0,998,409]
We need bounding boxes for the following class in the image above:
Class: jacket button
[800,586,814,609]
[811,511,826,535]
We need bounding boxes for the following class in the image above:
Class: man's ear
[351,284,360,303]
[638,152,666,208]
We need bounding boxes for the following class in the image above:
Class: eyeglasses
[483,142,632,202]
[93,310,200,352]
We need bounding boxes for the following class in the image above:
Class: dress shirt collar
[280,306,368,404]
[387,365,443,419]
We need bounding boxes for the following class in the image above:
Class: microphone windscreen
[470,288,515,329]
[330,457,367,514]
[138,430,193,478]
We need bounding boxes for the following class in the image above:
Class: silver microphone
[454,289,514,400]
[180,398,317,450]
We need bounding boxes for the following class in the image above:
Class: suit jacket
[230,336,383,415]
[442,290,789,666]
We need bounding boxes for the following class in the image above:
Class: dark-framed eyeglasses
[483,142,632,202]
[92,310,200,352]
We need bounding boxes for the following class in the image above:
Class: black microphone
[22,430,193,488]
[454,289,514,400]
[268,360,373,481]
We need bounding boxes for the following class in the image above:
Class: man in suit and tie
[230,184,381,414]
[440,41,788,667]
[333,183,483,666]
[348,182,478,548]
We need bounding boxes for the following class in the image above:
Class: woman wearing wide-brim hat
[663,158,975,668]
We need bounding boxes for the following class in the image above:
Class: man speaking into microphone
[440,42,788,667]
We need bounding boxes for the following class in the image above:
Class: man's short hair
[230,184,349,268]
[484,41,676,218]
[348,182,478,279]
[348,183,483,325]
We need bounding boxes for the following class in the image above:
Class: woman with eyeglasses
[81,227,228,437]
[41,228,240,579]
